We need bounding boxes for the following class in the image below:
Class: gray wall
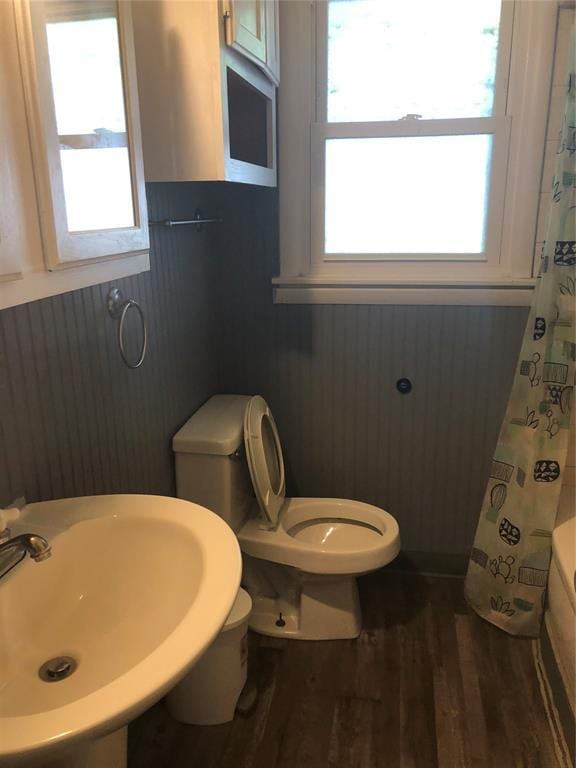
[0,183,220,506]
[214,184,529,564]
[0,180,529,568]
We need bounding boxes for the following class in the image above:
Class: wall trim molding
[384,551,469,577]
[274,280,535,306]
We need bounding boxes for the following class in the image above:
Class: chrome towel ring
[106,287,147,369]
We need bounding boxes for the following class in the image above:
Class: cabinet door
[225,1,279,85]
[264,0,279,85]
[14,0,149,270]
[224,0,267,67]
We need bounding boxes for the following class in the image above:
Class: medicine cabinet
[132,0,278,187]
[0,0,149,310]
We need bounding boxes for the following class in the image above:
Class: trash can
[166,588,252,725]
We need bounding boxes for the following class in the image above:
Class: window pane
[47,14,126,135]
[327,0,502,122]
[324,135,492,254]
[60,148,134,232]
[46,5,135,232]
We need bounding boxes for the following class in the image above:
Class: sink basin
[0,494,241,765]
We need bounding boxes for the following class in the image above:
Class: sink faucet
[0,532,52,580]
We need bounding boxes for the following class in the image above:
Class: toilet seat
[239,497,400,575]
[243,396,286,528]
[241,396,400,575]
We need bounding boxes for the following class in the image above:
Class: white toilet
[173,395,400,640]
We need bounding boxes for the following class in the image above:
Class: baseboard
[386,551,468,577]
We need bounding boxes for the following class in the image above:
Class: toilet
[173,395,400,640]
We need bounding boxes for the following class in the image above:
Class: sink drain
[38,656,77,683]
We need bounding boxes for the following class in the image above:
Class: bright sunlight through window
[322,0,503,258]
[46,15,134,232]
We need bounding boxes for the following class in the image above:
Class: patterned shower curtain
[465,34,575,637]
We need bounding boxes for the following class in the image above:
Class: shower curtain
[465,35,575,637]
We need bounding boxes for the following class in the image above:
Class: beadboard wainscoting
[214,184,530,567]
[0,183,221,506]
[0,180,530,570]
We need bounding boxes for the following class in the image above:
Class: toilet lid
[243,396,286,527]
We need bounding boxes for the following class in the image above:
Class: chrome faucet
[0,532,52,580]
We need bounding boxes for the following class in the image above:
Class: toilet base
[244,560,362,640]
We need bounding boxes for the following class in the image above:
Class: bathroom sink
[0,494,241,765]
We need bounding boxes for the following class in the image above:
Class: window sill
[272,277,536,306]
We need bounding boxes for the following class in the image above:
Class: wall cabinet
[132,0,278,187]
[0,0,149,311]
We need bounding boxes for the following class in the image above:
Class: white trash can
[166,588,252,725]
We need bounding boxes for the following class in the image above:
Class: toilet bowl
[239,396,400,638]
[240,498,400,639]
[239,497,399,575]
[172,394,401,641]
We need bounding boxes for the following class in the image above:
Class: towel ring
[106,288,147,369]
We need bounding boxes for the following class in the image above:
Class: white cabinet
[224,0,280,85]
[0,0,150,311]
[132,0,278,187]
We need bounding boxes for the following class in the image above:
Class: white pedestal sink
[0,495,241,767]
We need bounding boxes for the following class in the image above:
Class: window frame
[276,0,559,305]
[311,117,511,270]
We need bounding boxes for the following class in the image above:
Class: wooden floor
[129,573,563,768]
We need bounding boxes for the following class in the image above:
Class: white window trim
[311,117,511,272]
[276,0,559,305]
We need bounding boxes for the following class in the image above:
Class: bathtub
[546,478,576,713]
[541,415,575,768]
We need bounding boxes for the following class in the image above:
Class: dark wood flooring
[129,572,563,768]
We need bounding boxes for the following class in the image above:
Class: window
[277,0,559,305]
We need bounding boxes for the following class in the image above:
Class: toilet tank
[173,395,254,532]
